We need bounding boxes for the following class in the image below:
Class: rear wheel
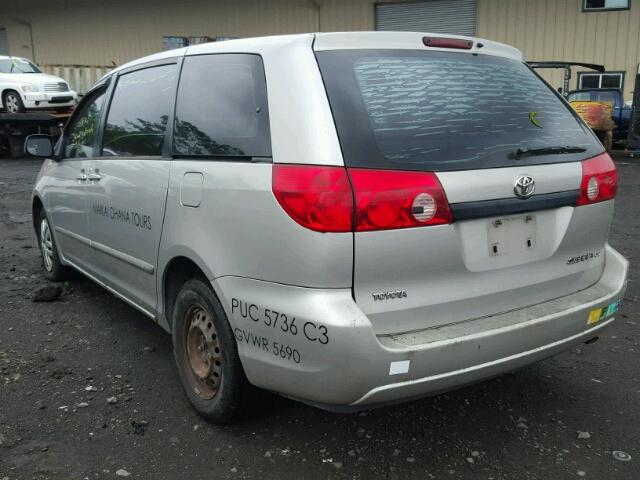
[172,278,248,424]
[3,91,25,113]
[38,210,72,281]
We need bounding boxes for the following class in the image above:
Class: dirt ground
[1,155,638,480]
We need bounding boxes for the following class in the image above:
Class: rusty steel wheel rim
[183,304,223,400]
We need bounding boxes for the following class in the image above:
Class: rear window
[316,50,603,171]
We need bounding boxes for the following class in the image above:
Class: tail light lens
[349,169,452,231]
[273,165,452,233]
[577,153,617,206]
[272,164,353,232]
[423,37,473,50]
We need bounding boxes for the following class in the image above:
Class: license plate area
[488,214,536,257]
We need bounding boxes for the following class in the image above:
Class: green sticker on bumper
[587,300,621,325]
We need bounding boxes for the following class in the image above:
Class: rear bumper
[214,244,628,409]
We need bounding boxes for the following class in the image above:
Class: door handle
[76,169,87,181]
[87,168,102,182]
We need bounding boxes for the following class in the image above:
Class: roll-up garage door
[0,29,8,55]
[375,0,477,36]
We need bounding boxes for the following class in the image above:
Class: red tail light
[577,153,617,206]
[349,169,452,231]
[272,164,353,232]
[273,165,453,233]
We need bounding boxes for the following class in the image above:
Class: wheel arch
[2,88,24,112]
[161,254,212,332]
[1,87,20,101]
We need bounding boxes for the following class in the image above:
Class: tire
[172,278,249,424]
[3,91,25,113]
[37,209,72,281]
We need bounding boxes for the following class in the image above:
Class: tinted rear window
[316,50,603,171]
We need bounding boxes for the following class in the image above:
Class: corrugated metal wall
[477,0,640,101]
[2,0,639,99]
[2,0,321,66]
[319,0,376,31]
[0,28,8,55]
[41,65,113,95]
[376,0,477,36]
[1,0,381,92]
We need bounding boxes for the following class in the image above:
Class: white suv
[0,56,77,113]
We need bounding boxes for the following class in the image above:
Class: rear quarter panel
[157,36,353,327]
[157,161,353,325]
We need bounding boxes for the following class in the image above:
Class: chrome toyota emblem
[514,175,535,199]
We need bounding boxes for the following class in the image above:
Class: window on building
[162,36,189,51]
[102,64,177,157]
[173,54,271,158]
[583,0,630,11]
[188,36,213,45]
[162,36,238,51]
[578,72,624,90]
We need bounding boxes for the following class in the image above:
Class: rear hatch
[315,35,616,335]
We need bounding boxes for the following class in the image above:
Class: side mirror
[24,134,54,158]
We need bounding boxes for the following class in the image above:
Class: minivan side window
[102,64,177,157]
[63,90,106,159]
[173,54,271,158]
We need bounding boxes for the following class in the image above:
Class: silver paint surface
[32,32,629,409]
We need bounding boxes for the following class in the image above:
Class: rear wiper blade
[511,146,586,160]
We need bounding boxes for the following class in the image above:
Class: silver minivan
[28,32,628,423]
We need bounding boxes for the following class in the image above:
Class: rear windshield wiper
[511,146,586,160]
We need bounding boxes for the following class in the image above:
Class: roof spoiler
[527,61,606,97]
[527,61,605,72]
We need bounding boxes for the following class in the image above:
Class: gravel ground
[0,155,638,480]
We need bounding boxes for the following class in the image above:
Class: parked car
[0,56,77,113]
[568,88,632,144]
[27,32,628,424]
